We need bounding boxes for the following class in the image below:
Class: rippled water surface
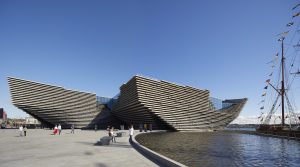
[136,132,300,167]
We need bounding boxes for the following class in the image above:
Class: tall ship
[256,3,300,138]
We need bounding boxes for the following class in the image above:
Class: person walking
[53,125,58,135]
[144,124,147,132]
[58,124,62,135]
[71,124,75,134]
[149,123,152,132]
[19,125,23,136]
[23,126,27,136]
[129,125,134,141]
[110,127,116,143]
[139,123,143,132]
[95,124,98,132]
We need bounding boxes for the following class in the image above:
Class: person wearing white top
[19,126,23,136]
[71,124,75,134]
[58,124,62,135]
[129,125,134,141]
[110,127,116,143]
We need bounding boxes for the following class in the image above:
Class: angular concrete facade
[7,76,247,131]
[112,76,247,131]
[7,77,119,129]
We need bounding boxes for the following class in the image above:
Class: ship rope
[263,94,280,124]
[285,92,299,125]
[284,20,300,57]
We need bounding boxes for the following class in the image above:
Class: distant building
[0,108,7,120]
[0,108,7,128]
[9,118,26,127]
[25,115,40,125]
[0,108,7,123]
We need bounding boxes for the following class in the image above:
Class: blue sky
[0,0,299,118]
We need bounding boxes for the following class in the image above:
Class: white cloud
[230,116,259,124]
[231,113,300,124]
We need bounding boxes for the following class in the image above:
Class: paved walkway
[0,129,158,167]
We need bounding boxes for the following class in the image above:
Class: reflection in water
[136,132,300,167]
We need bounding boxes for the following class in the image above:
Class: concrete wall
[112,75,247,131]
[8,77,101,128]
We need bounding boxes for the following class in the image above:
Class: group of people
[18,125,27,136]
[18,123,135,141]
[51,124,75,135]
[52,124,62,135]
[139,123,152,132]
[106,125,135,142]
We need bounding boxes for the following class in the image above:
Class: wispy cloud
[231,113,300,124]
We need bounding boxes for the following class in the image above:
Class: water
[225,128,256,131]
[136,131,300,167]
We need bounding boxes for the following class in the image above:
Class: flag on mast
[267,53,279,64]
[269,72,273,76]
[294,44,300,48]
[287,22,294,27]
[277,31,289,37]
[292,3,300,10]
[293,12,300,18]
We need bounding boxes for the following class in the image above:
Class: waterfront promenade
[0,129,158,167]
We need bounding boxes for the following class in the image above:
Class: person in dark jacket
[23,126,27,136]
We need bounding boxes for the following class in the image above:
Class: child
[53,125,58,135]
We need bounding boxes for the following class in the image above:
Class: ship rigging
[257,3,300,134]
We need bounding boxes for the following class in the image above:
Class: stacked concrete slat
[7,75,247,131]
[7,77,104,128]
[112,76,247,131]
[111,77,167,129]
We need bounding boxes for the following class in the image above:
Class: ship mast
[280,37,285,126]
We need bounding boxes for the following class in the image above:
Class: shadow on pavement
[95,163,109,167]
[76,141,132,148]
[84,151,94,155]
[97,142,132,148]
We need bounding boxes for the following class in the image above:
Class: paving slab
[0,129,158,167]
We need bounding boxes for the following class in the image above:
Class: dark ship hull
[256,125,300,139]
